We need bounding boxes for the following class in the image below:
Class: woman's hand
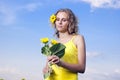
[43,55,61,74]
[47,55,61,66]
[42,62,49,74]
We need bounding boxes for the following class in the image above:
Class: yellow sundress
[45,36,78,80]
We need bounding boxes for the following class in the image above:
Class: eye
[62,18,68,22]
[56,18,59,21]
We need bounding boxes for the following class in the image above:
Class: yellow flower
[51,39,58,45]
[50,14,56,24]
[40,38,49,44]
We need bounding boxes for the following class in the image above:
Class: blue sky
[0,0,120,80]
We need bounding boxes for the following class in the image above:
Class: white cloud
[79,67,120,80]
[0,3,16,26]
[114,69,120,74]
[0,2,42,26]
[66,0,120,9]
[0,67,19,74]
[81,0,120,9]
[17,3,42,12]
[0,66,43,80]
[0,67,23,80]
[86,51,101,58]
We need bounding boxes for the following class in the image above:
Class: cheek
[55,21,58,25]
[63,22,69,28]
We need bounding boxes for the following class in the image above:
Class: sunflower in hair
[50,14,56,24]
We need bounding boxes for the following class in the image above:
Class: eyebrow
[56,17,68,19]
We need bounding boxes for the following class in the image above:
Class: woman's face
[55,12,69,33]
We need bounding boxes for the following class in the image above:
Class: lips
[57,25,63,28]
[58,26,62,28]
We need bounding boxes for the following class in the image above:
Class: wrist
[58,60,63,66]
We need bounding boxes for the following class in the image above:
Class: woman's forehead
[56,12,68,18]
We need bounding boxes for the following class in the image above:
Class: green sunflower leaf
[50,43,66,58]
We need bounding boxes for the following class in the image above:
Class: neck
[59,32,69,39]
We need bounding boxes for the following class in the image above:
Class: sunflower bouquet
[40,38,66,79]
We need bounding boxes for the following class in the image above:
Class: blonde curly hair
[54,8,79,38]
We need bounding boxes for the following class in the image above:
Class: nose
[59,19,62,24]
[59,20,62,24]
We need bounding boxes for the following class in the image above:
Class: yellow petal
[40,38,49,43]
[51,39,58,45]
[50,14,56,24]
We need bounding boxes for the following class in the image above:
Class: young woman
[43,8,86,80]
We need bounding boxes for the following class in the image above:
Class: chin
[57,28,67,32]
[58,30,66,33]
[58,30,63,32]
[57,28,63,31]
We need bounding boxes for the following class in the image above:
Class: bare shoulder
[75,34,84,42]
[73,34,85,46]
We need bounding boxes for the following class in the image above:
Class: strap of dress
[71,35,76,42]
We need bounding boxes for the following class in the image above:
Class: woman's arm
[60,35,86,73]
[48,35,86,73]
[42,62,49,74]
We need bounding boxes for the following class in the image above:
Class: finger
[52,55,58,58]
[51,56,58,61]
[54,60,60,64]
[47,56,53,61]
[52,57,60,64]
[42,67,48,74]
